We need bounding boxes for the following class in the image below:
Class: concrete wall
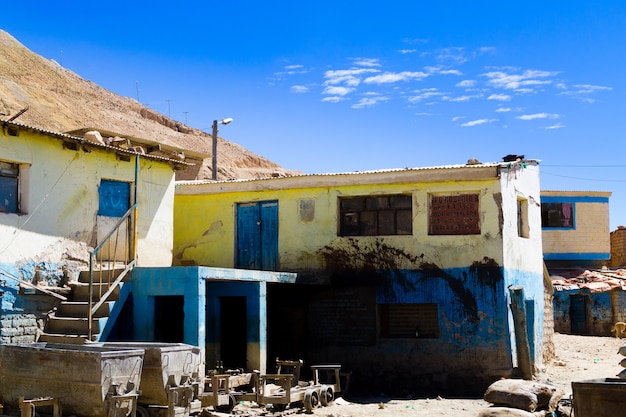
[173,162,544,393]
[541,191,611,265]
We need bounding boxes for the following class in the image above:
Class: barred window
[380,303,439,338]
[339,195,412,236]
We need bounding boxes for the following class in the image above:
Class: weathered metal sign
[429,194,480,235]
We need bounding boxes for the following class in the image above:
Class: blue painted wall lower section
[304,264,544,394]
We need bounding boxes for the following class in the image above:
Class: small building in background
[541,190,612,268]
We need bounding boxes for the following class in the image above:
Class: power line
[541,170,626,183]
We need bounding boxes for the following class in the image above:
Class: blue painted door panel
[236,201,278,270]
[570,295,587,335]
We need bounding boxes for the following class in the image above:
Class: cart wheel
[320,385,334,406]
[271,403,287,412]
[304,389,320,411]
[136,405,151,417]
[215,394,237,413]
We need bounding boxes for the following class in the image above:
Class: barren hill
[0,30,299,180]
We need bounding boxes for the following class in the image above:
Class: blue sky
[3,1,626,229]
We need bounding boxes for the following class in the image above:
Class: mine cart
[0,342,144,417]
[103,342,211,417]
[256,359,339,412]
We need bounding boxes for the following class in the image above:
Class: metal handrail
[87,202,138,340]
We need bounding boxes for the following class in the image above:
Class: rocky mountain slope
[0,30,299,180]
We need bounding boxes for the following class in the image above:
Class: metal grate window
[380,303,439,338]
[339,195,412,236]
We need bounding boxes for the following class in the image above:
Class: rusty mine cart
[253,359,342,412]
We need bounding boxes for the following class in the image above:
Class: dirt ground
[228,333,625,417]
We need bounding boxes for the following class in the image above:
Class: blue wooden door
[570,295,587,335]
[236,201,278,270]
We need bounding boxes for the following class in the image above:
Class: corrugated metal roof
[177,159,540,185]
[1,119,194,167]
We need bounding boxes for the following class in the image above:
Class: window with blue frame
[98,179,130,217]
[541,202,574,228]
[0,161,19,214]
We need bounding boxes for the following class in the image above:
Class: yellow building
[174,159,545,394]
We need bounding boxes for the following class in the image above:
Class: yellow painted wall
[175,177,511,271]
[0,127,174,266]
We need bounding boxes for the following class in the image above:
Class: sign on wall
[429,193,480,235]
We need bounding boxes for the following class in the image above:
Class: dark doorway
[570,294,588,335]
[220,296,247,370]
[154,295,184,342]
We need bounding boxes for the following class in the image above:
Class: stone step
[38,332,97,344]
[78,267,128,283]
[45,314,102,335]
[70,282,120,302]
[56,301,110,318]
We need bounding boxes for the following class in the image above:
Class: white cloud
[323,68,379,86]
[322,86,354,96]
[290,85,309,93]
[456,80,476,88]
[439,69,462,75]
[321,96,345,103]
[516,113,559,121]
[398,49,417,54]
[415,112,434,116]
[488,94,511,101]
[353,58,381,67]
[436,47,467,65]
[543,123,565,129]
[446,95,473,102]
[461,118,497,127]
[352,96,389,109]
[559,83,612,102]
[364,71,429,84]
[452,116,465,122]
[495,107,511,113]
[407,88,444,103]
[482,69,559,91]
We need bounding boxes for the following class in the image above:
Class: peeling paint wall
[0,127,176,319]
[0,128,175,267]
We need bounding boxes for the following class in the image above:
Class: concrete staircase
[39,268,129,344]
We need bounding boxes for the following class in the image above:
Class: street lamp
[211,118,233,180]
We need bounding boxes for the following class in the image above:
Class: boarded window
[429,194,480,235]
[380,303,439,338]
[98,179,131,217]
[0,161,19,214]
[339,195,412,236]
[541,202,574,228]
